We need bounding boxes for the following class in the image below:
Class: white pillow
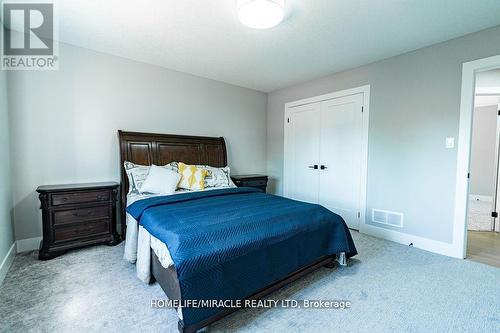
[139,165,181,195]
[124,161,176,194]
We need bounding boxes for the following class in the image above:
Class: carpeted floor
[1,232,499,333]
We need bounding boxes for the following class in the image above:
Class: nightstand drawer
[231,175,268,193]
[239,180,267,187]
[51,190,110,206]
[53,206,111,225]
[53,220,109,242]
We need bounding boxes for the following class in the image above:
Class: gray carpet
[1,232,499,333]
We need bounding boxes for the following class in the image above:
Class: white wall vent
[372,209,403,228]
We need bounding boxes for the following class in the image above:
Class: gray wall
[470,105,498,196]
[8,43,267,241]
[0,69,15,265]
[267,25,500,244]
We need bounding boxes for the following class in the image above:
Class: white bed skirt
[124,212,174,283]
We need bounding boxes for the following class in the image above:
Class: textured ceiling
[32,1,500,91]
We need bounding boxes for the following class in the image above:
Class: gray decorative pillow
[168,161,179,172]
[124,161,176,194]
[197,165,236,188]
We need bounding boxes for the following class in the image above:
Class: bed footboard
[152,252,337,333]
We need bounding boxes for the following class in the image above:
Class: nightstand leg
[107,233,121,246]
[38,248,65,260]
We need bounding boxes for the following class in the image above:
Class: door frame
[453,55,500,258]
[495,101,500,232]
[283,85,370,230]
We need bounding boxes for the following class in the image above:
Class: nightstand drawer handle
[97,195,105,200]
[62,198,68,202]
[72,211,93,217]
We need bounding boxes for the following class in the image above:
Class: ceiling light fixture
[237,0,285,29]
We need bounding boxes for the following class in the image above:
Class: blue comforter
[128,187,357,326]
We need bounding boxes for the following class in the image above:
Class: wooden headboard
[118,130,227,237]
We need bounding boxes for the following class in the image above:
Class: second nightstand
[231,174,268,193]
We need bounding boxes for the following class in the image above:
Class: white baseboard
[359,223,459,258]
[16,237,42,253]
[0,243,16,285]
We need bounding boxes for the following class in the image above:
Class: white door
[289,103,321,204]
[318,94,364,229]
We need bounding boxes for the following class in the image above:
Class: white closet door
[289,103,321,204]
[319,94,364,229]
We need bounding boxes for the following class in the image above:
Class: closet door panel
[289,103,321,204]
[319,94,364,229]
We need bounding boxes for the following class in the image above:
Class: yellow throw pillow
[177,162,209,191]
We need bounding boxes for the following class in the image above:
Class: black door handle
[308,165,319,169]
[320,165,327,170]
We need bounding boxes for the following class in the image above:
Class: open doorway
[466,68,500,267]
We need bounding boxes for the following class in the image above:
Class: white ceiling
[37,1,500,91]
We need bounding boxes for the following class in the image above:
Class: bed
[118,130,357,333]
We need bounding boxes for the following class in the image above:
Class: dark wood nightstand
[231,175,268,192]
[36,182,120,260]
